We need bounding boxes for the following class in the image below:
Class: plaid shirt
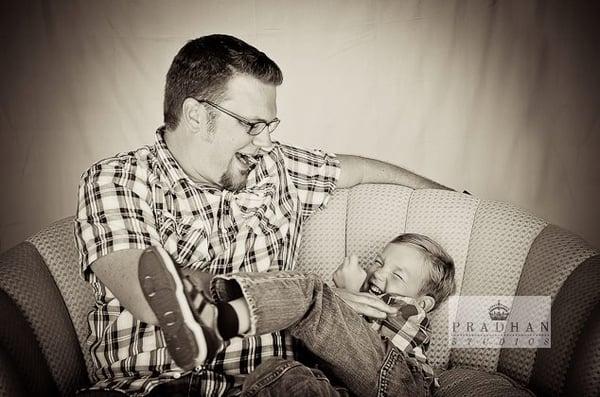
[75,128,340,396]
[370,295,437,389]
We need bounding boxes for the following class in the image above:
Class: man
[75,34,443,396]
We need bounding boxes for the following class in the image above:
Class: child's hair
[389,233,455,310]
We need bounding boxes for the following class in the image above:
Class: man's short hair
[390,233,456,309]
[164,34,283,130]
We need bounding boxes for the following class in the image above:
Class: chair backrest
[295,185,599,395]
[23,185,598,395]
[297,186,486,369]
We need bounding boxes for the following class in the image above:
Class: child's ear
[418,296,436,313]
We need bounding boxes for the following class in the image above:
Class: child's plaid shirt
[370,294,437,389]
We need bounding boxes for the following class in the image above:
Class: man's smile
[235,152,252,168]
[235,151,264,168]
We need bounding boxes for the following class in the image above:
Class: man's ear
[418,295,436,313]
[181,98,207,134]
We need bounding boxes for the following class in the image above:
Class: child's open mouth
[368,283,384,296]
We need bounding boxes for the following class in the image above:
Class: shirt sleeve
[75,157,162,280]
[278,143,341,219]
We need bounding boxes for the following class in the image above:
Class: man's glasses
[197,99,280,136]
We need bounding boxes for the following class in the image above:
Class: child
[138,233,455,396]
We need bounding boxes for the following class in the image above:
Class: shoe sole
[138,246,207,370]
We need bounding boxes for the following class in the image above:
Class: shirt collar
[381,294,429,321]
[154,126,194,189]
[379,294,431,335]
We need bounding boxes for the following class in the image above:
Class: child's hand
[365,262,381,286]
[333,255,367,292]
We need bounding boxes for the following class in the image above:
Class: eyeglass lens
[249,119,280,135]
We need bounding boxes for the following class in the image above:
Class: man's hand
[333,288,398,319]
[332,255,367,292]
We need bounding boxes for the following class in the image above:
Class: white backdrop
[1,0,599,251]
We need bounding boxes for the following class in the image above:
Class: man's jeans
[240,357,351,397]
[141,357,351,397]
[211,272,430,397]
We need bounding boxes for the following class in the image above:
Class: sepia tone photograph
[0,1,599,396]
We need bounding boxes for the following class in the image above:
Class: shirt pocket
[158,210,211,267]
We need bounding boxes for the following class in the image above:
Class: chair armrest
[565,298,600,396]
[0,242,87,396]
[0,343,28,397]
[529,254,600,395]
[0,288,58,396]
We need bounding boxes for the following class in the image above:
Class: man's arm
[91,249,159,325]
[335,154,448,190]
[76,160,166,326]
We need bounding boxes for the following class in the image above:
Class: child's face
[366,242,429,298]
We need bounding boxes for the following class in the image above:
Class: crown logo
[488,300,510,321]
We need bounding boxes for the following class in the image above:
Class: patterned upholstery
[0,346,27,397]
[296,189,348,281]
[450,200,547,372]
[2,184,598,396]
[498,225,598,388]
[345,184,413,268]
[564,284,600,397]
[0,242,87,396]
[303,185,481,370]
[404,189,479,370]
[526,253,600,396]
[27,218,97,380]
[434,367,534,397]
[0,289,58,396]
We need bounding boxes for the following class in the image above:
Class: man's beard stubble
[219,160,249,192]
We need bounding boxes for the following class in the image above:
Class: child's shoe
[138,246,223,371]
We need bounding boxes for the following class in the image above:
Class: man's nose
[252,129,274,149]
